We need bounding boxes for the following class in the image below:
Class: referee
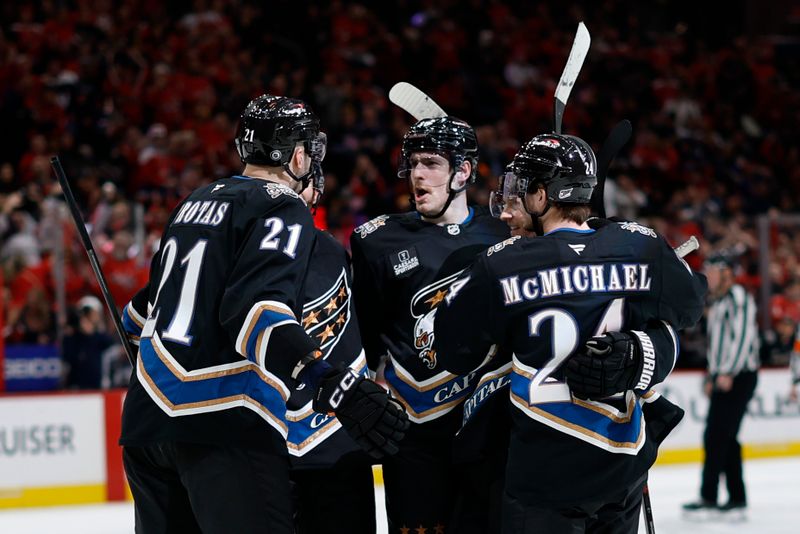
[790,324,800,402]
[683,253,759,519]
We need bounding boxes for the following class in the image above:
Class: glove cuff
[629,330,656,393]
[293,350,332,389]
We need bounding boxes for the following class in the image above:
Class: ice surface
[1,457,797,533]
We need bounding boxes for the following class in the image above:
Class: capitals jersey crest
[410,270,465,369]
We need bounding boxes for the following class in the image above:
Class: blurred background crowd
[1,0,799,389]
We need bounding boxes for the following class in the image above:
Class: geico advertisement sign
[0,395,106,487]
[655,368,800,449]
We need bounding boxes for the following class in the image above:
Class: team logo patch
[486,235,521,257]
[354,215,389,238]
[409,270,465,369]
[446,224,461,236]
[619,221,657,238]
[391,247,420,277]
[263,183,299,199]
[531,137,560,149]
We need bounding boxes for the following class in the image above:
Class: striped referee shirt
[792,324,800,385]
[707,284,760,375]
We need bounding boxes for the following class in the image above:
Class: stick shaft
[51,157,137,366]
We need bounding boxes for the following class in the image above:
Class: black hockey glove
[565,331,654,399]
[312,364,409,459]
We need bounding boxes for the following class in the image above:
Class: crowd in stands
[1,1,799,387]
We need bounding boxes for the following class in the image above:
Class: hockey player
[119,95,408,533]
[434,133,707,534]
[350,116,511,533]
[288,183,376,534]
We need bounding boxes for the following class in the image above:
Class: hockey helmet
[235,95,327,203]
[500,133,597,208]
[235,94,326,169]
[398,116,479,184]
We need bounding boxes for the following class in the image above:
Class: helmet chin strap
[283,162,312,190]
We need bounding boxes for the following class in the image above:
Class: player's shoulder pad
[469,205,512,235]
[484,235,523,257]
[351,212,416,241]
[315,228,347,256]
[613,220,658,239]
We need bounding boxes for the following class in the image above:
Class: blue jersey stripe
[139,337,288,433]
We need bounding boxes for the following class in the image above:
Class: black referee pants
[123,442,293,534]
[700,370,758,504]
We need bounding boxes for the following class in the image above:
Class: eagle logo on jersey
[409,270,466,369]
[354,215,389,238]
[619,221,657,238]
[301,268,351,358]
[263,182,300,200]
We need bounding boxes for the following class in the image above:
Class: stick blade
[554,22,591,133]
[389,82,447,120]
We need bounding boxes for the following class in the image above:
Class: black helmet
[398,116,479,184]
[235,94,327,200]
[235,94,323,168]
[511,133,597,204]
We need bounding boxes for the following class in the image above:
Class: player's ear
[290,144,308,173]
[454,159,471,188]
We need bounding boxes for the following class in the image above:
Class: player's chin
[416,201,444,218]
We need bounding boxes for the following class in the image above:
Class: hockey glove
[312,364,409,459]
[565,331,654,399]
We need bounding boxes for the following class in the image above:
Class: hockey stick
[51,157,137,366]
[675,236,699,258]
[639,235,699,534]
[591,119,633,218]
[388,82,448,120]
[554,22,591,134]
[642,483,656,534]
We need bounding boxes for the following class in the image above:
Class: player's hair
[554,203,591,224]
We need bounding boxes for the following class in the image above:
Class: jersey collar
[543,227,596,237]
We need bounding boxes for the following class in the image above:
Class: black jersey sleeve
[433,254,503,376]
[350,233,389,372]
[219,198,319,386]
[122,283,149,346]
[654,237,707,329]
[640,320,679,388]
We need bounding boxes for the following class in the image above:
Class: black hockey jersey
[286,229,366,468]
[120,176,319,452]
[350,206,510,424]
[434,222,707,505]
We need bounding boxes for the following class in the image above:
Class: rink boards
[0,369,798,508]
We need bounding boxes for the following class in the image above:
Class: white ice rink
[1,457,797,534]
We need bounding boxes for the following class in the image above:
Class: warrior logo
[409,270,465,369]
[301,268,351,357]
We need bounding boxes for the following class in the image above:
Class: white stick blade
[389,82,447,120]
[554,22,591,107]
